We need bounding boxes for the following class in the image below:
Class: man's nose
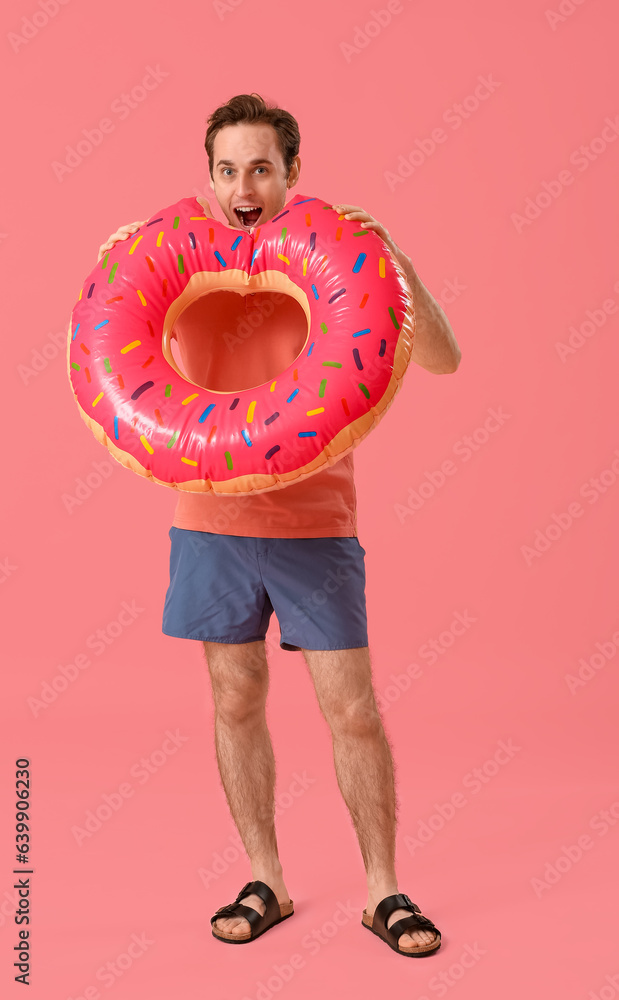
[234,172,255,197]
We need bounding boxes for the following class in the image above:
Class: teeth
[236,206,260,212]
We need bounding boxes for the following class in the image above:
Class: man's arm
[332,203,462,375]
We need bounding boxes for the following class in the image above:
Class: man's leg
[204,639,291,937]
[302,645,438,950]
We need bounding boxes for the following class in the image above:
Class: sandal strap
[210,880,281,931]
[374,893,439,936]
[386,913,440,947]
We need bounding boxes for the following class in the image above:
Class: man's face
[209,122,300,233]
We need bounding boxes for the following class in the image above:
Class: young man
[98,93,461,957]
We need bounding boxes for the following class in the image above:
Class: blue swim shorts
[161,527,369,652]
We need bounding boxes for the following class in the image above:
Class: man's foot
[212,877,292,940]
[364,892,441,955]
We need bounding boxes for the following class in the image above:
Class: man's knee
[326,689,382,737]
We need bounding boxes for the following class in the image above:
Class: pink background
[1,0,617,997]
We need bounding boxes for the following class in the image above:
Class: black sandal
[211,880,294,944]
[362,892,441,956]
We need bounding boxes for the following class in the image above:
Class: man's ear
[287,156,301,188]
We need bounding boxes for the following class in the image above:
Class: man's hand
[332,203,400,258]
[96,197,215,262]
[332,203,461,374]
[97,221,147,262]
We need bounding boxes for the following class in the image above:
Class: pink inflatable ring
[67,193,415,495]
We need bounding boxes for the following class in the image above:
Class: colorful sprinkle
[147,218,163,226]
[209,228,215,243]
[121,340,141,353]
[311,284,319,299]
[308,341,315,356]
[214,251,226,267]
[231,235,242,250]
[388,306,400,330]
[165,384,171,397]
[229,397,240,410]
[129,235,143,254]
[278,253,290,265]
[103,357,112,372]
[84,367,91,382]
[272,209,289,222]
[295,198,316,206]
[131,381,154,400]
[156,232,164,247]
[269,381,277,392]
[328,288,346,304]
[305,214,312,227]
[286,388,299,403]
[114,416,119,439]
[353,348,363,371]
[199,403,215,423]
[107,264,118,284]
[87,283,95,297]
[264,412,279,425]
[207,426,217,443]
[72,322,80,341]
[94,320,109,331]
[299,431,317,437]
[353,230,369,237]
[322,361,342,368]
[92,392,104,407]
[307,407,324,416]
[246,400,256,422]
[309,232,316,251]
[341,397,350,416]
[173,216,180,229]
[359,383,370,399]
[145,255,155,272]
[70,361,80,370]
[101,253,109,269]
[265,445,280,460]
[181,456,197,466]
[353,328,370,337]
[167,431,179,448]
[141,349,153,367]
[280,227,287,243]
[188,232,196,249]
[225,451,233,470]
[155,409,163,426]
[251,249,259,265]
[359,292,369,308]
[178,254,185,274]
[379,257,386,278]
[137,290,147,306]
[241,429,253,447]
[80,343,90,354]
[182,393,199,405]
[336,227,343,241]
[352,253,367,273]
[318,379,327,398]
[379,339,386,357]
[302,258,308,276]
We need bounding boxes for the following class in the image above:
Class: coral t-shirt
[169,288,358,538]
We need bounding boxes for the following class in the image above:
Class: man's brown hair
[205,93,301,179]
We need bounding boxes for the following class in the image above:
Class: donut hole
[169,289,309,393]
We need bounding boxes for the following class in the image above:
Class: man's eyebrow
[215,158,275,167]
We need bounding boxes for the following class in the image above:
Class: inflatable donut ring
[67,193,415,496]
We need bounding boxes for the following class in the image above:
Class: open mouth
[234,206,262,229]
